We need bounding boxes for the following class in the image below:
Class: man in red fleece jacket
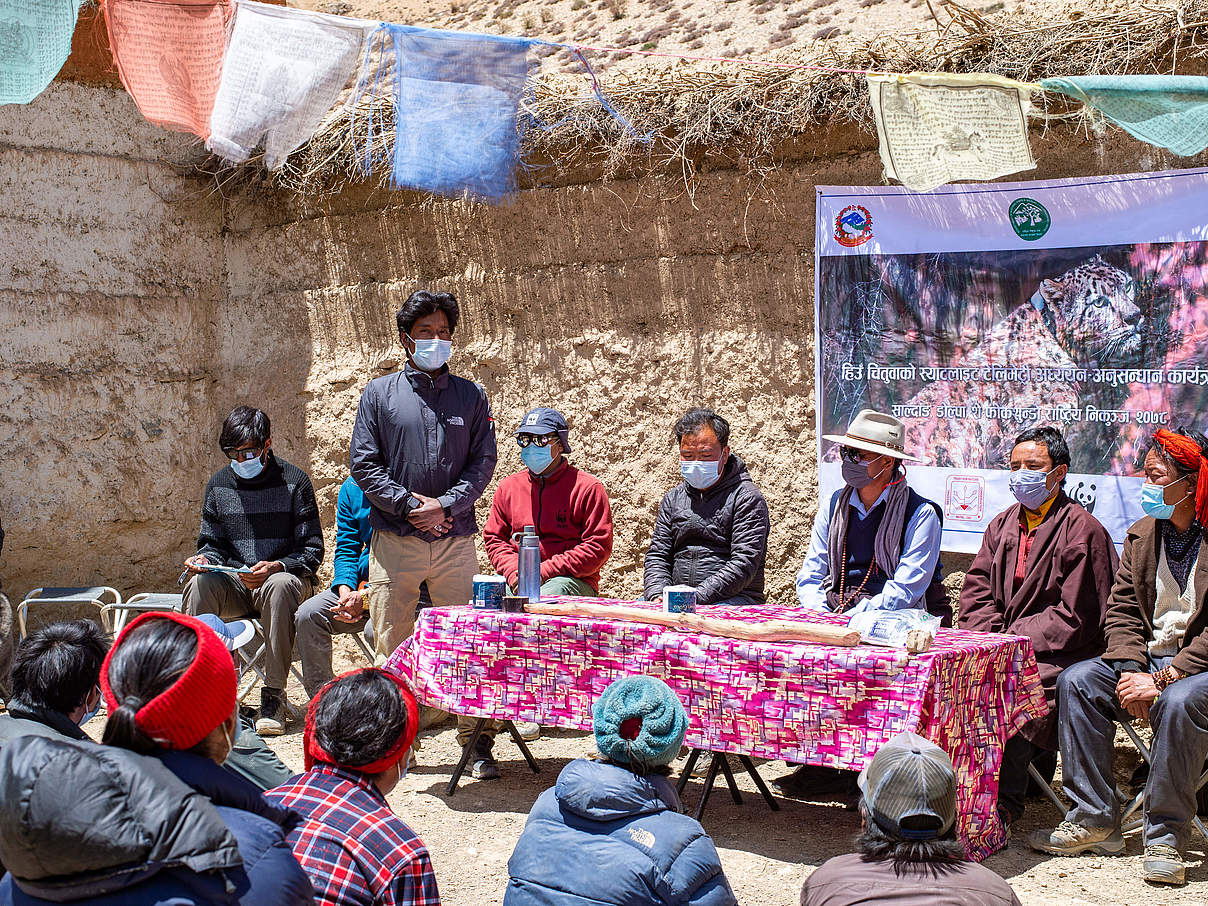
[484,407,614,596]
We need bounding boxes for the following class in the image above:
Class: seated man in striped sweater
[182,405,324,737]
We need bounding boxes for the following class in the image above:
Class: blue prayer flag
[0,0,81,106]
[362,24,536,202]
[1043,75,1208,157]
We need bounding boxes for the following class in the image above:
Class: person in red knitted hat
[1031,425,1208,886]
[101,612,314,905]
[266,669,439,906]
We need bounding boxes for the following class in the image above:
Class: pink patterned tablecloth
[386,598,1048,861]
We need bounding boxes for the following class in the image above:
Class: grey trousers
[295,588,372,698]
[1058,655,1208,850]
[183,571,311,690]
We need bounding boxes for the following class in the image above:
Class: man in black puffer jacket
[644,409,771,606]
[0,734,289,905]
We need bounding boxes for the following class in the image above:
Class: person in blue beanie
[504,675,736,906]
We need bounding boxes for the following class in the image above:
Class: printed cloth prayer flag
[867,72,1036,193]
[208,1,370,170]
[0,0,80,106]
[363,24,536,202]
[102,0,230,138]
[1042,75,1208,157]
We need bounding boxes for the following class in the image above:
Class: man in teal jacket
[296,476,373,698]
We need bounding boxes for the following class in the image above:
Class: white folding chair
[101,593,183,635]
[17,587,120,640]
[1119,720,1208,839]
[235,618,306,721]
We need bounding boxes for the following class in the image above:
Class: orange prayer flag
[102,0,232,139]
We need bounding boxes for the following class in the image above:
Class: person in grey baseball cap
[800,732,1021,906]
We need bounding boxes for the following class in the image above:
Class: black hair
[396,291,460,337]
[101,619,202,755]
[1013,425,1071,470]
[1148,424,1208,480]
[855,801,965,870]
[313,670,410,772]
[675,408,730,448]
[219,406,271,451]
[10,620,109,714]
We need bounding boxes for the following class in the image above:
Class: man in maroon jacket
[484,407,614,597]
[959,425,1117,828]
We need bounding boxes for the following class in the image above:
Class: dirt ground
[225,637,1208,906]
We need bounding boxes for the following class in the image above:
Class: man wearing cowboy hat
[779,410,948,801]
[795,409,949,623]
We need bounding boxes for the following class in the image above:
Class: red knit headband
[101,611,237,751]
[304,668,419,774]
[1154,428,1208,526]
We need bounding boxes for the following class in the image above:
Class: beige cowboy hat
[822,409,929,464]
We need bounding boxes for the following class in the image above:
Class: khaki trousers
[367,530,497,748]
[183,571,312,690]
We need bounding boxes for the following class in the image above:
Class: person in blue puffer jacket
[504,676,736,906]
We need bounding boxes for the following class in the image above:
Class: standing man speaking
[350,290,498,660]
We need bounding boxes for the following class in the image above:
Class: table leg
[739,755,780,811]
[692,751,723,820]
[504,720,541,774]
[677,748,702,796]
[717,754,743,805]
[445,717,488,797]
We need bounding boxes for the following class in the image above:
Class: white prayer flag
[208,0,371,170]
[867,72,1036,193]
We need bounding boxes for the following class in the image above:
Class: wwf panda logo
[1071,481,1097,514]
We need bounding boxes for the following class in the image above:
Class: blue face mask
[681,459,720,490]
[408,336,453,372]
[78,687,101,727]
[1141,481,1189,520]
[1009,467,1056,510]
[520,444,554,475]
[231,455,265,480]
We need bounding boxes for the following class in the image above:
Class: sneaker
[256,687,287,737]
[1028,821,1124,856]
[471,755,500,780]
[1143,844,1186,885]
[514,721,541,742]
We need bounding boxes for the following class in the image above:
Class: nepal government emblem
[834,204,873,248]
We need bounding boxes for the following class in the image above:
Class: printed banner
[208,1,369,170]
[103,0,230,138]
[867,73,1035,193]
[0,0,80,106]
[816,168,1208,552]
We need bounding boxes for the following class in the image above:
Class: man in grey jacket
[644,408,770,606]
[350,289,500,776]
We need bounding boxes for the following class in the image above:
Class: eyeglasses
[517,434,557,448]
[223,445,264,462]
[839,446,879,464]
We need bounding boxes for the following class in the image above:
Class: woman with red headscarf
[265,669,439,906]
[1031,426,1208,887]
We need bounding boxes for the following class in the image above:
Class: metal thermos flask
[514,524,541,601]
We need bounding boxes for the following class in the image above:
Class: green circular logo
[1009,197,1051,241]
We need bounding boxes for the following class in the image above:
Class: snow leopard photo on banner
[815,170,1208,553]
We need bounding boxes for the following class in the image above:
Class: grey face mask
[841,457,887,489]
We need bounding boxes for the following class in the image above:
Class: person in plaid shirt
[266,668,440,906]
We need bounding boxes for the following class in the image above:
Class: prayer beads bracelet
[1152,666,1183,693]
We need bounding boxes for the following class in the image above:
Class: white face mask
[680,459,721,490]
[408,335,453,371]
